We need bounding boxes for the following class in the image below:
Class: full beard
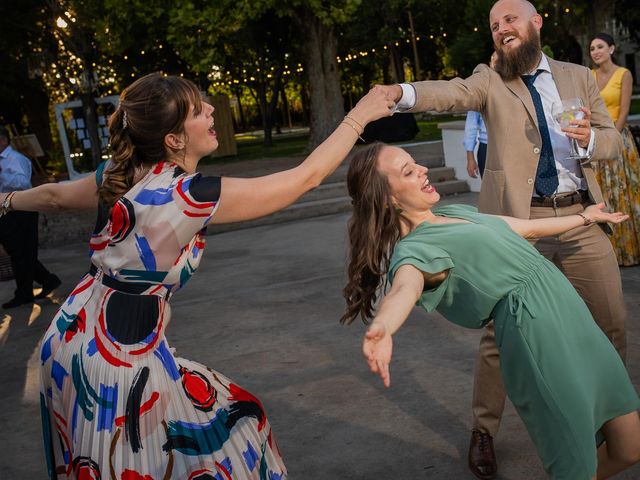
[494,24,542,81]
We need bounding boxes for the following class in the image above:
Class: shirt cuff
[577,129,596,157]
[393,84,417,113]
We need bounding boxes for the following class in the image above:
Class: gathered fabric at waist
[491,256,554,328]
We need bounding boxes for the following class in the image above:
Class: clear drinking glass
[552,98,588,160]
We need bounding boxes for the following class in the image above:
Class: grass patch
[200,132,309,165]
[414,114,463,142]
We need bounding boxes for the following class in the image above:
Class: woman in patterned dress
[0,73,394,479]
[590,32,640,266]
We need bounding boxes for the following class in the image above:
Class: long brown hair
[99,73,203,208]
[341,143,407,325]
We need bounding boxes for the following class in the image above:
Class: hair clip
[122,110,128,129]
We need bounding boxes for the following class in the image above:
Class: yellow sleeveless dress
[592,67,640,266]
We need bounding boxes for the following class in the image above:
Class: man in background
[0,126,60,308]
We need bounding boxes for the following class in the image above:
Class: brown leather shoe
[468,430,497,479]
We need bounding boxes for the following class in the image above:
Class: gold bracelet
[345,114,365,131]
[577,212,593,226]
[342,116,363,134]
[341,121,365,142]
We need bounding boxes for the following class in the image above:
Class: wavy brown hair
[341,143,408,325]
[99,73,203,208]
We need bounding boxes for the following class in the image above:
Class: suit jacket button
[527,178,534,185]
[533,147,541,154]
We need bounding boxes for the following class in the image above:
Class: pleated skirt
[39,275,287,479]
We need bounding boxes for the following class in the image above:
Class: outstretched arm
[1,173,99,213]
[210,88,394,224]
[494,203,628,239]
[375,64,490,114]
[363,264,442,387]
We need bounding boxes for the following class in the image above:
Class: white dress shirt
[397,55,595,194]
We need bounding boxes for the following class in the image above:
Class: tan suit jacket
[408,55,623,219]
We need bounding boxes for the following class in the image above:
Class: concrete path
[1,192,638,479]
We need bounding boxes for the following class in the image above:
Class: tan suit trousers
[471,201,627,436]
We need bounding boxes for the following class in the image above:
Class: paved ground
[0,192,638,479]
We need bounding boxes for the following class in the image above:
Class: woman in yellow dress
[590,32,640,266]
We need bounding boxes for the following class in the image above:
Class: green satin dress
[389,204,639,480]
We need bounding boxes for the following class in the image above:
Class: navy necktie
[521,70,559,197]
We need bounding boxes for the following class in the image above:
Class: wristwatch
[0,191,15,218]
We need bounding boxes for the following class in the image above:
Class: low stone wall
[38,209,96,248]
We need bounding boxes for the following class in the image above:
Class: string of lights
[41,7,573,97]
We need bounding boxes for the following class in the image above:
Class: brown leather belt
[530,190,589,208]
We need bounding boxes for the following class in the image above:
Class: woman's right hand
[346,86,397,129]
[466,152,479,178]
[363,322,394,387]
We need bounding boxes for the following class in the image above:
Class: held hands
[363,323,393,387]
[372,84,404,103]
[347,86,397,130]
[583,203,629,224]
[562,107,592,149]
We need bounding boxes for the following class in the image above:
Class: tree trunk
[281,84,292,129]
[235,90,247,131]
[300,83,310,127]
[254,83,272,147]
[79,69,102,169]
[389,45,405,83]
[299,9,344,150]
[22,78,54,155]
[254,65,285,147]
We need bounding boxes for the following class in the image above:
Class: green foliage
[338,0,470,100]
[448,0,494,77]
[615,0,640,44]
[0,0,53,123]
[448,31,492,78]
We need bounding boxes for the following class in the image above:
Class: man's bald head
[490,0,537,20]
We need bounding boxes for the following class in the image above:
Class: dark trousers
[477,142,487,178]
[0,211,55,301]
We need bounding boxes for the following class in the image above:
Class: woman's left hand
[583,203,629,224]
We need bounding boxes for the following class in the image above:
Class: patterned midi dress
[39,162,287,479]
[592,66,640,266]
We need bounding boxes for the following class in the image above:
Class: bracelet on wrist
[0,191,16,218]
[577,212,593,226]
[341,119,365,142]
[345,114,365,131]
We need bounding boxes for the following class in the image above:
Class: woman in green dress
[341,143,640,480]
